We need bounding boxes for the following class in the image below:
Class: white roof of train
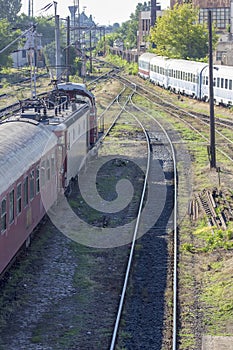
[138,52,156,63]
[0,121,57,194]
[166,59,207,73]
[149,55,207,73]
[207,64,233,78]
[150,55,169,66]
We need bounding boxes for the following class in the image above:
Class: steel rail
[116,74,233,163]
[126,93,178,350]
[107,73,178,349]
[109,85,152,350]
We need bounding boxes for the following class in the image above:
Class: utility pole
[54,2,61,82]
[151,0,156,27]
[208,10,216,168]
[81,31,86,82]
[89,30,92,73]
[66,16,70,82]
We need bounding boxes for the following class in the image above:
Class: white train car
[150,55,169,88]
[201,64,233,105]
[166,59,207,99]
[138,52,156,79]
[138,52,233,106]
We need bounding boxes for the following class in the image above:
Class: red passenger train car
[0,82,98,275]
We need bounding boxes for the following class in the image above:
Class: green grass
[201,264,233,334]
[105,54,138,75]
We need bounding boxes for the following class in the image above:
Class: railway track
[93,75,179,349]
[1,69,232,349]
[115,74,233,164]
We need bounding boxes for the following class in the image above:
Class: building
[171,1,231,30]
[170,0,233,65]
[137,1,162,51]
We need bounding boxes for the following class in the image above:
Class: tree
[149,3,218,60]
[0,0,21,23]
[115,2,150,49]
[0,19,21,67]
[15,14,57,48]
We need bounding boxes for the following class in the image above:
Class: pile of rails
[189,188,233,230]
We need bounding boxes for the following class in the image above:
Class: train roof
[166,59,207,73]
[149,56,207,73]
[0,120,57,194]
[138,52,157,63]
[204,64,233,78]
[150,55,169,66]
[56,82,95,101]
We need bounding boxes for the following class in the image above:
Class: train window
[1,198,7,232]
[229,80,232,90]
[9,189,14,224]
[217,77,220,87]
[188,73,191,82]
[225,79,228,89]
[30,170,35,200]
[221,78,224,88]
[17,183,22,215]
[23,176,29,207]
[51,155,55,176]
[41,161,45,187]
[36,166,40,193]
[206,76,209,85]
[213,78,216,87]
[47,159,50,181]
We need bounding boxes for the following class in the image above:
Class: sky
[20,0,170,26]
